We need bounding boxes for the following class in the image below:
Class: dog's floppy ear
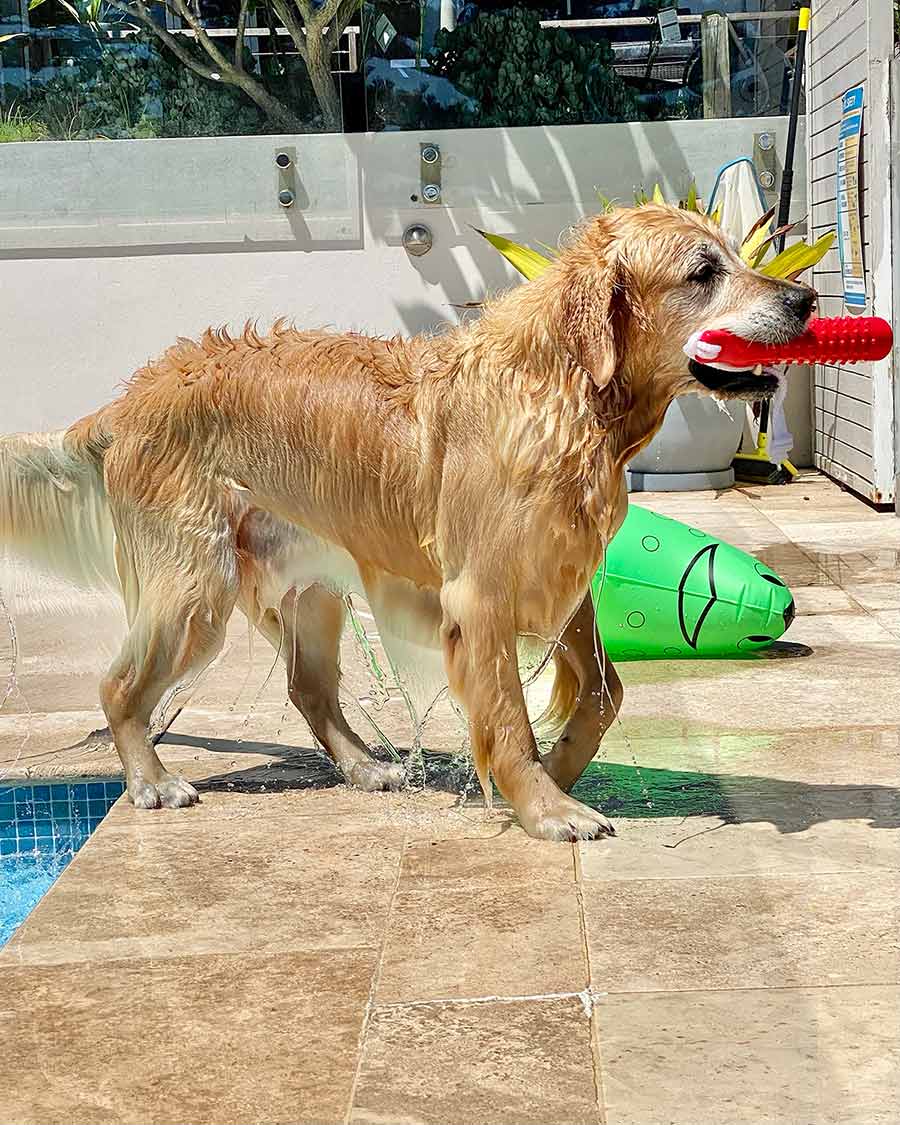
[560,218,625,391]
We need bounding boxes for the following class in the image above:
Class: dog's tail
[0,429,119,594]
[535,651,581,737]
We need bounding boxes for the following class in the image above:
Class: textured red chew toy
[699,317,893,367]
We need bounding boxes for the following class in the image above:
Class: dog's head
[560,203,816,402]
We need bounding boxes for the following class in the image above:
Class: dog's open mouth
[688,359,781,402]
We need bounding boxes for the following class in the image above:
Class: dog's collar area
[688,359,779,401]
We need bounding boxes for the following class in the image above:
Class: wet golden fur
[1,205,814,838]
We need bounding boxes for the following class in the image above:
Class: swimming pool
[0,779,125,946]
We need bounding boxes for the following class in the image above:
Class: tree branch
[112,1,220,82]
[168,0,231,72]
[289,0,314,24]
[315,0,359,53]
[233,0,250,71]
[112,0,305,130]
[315,0,345,31]
[271,0,308,60]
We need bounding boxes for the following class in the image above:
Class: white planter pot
[626,394,744,491]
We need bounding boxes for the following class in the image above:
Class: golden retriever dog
[0,204,814,840]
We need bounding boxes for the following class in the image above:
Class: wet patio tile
[0,948,376,1125]
[599,986,900,1125]
[0,816,404,966]
[376,877,587,1004]
[351,997,598,1125]
[582,872,900,993]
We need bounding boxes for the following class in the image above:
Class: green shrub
[0,104,49,142]
[19,33,320,140]
[430,8,638,128]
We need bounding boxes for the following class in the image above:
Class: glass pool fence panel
[0,1,802,141]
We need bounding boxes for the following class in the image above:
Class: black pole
[775,5,810,252]
[759,4,810,455]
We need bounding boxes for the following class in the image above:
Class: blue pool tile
[2,778,122,947]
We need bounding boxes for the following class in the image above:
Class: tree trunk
[304,33,343,132]
[232,71,307,133]
[130,13,307,133]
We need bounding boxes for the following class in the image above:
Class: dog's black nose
[783,285,816,321]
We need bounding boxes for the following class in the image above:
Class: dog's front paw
[128,773,199,809]
[157,775,200,808]
[522,795,615,842]
[345,760,406,792]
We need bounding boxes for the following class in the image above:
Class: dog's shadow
[162,732,900,835]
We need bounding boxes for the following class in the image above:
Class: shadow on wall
[375,117,700,337]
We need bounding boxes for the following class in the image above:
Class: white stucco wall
[0,119,811,460]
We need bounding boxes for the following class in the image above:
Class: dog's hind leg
[253,584,405,792]
[100,561,237,810]
[540,592,623,792]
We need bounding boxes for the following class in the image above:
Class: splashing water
[1,848,70,946]
[590,537,653,812]
[0,542,643,826]
[0,583,32,787]
[0,585,18,717]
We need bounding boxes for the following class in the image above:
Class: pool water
[0,779,125,946]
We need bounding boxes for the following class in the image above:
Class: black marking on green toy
[677,543,719,650]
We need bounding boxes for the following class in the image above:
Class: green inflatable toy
[594,505,795,661]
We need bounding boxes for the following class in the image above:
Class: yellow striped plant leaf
[739,207,776,264]
[475,229,553,281]
[758,230,836,280]
[746,223,797,269]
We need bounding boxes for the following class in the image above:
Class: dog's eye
[687,262,718,285]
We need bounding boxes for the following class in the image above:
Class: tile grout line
[361,976,898,1012]
[342,829,408,1125]
[371,989,605,1012]
[575,866,892,884]
[573,843,608,1125]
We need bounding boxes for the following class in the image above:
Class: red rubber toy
[697,316,893,368]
